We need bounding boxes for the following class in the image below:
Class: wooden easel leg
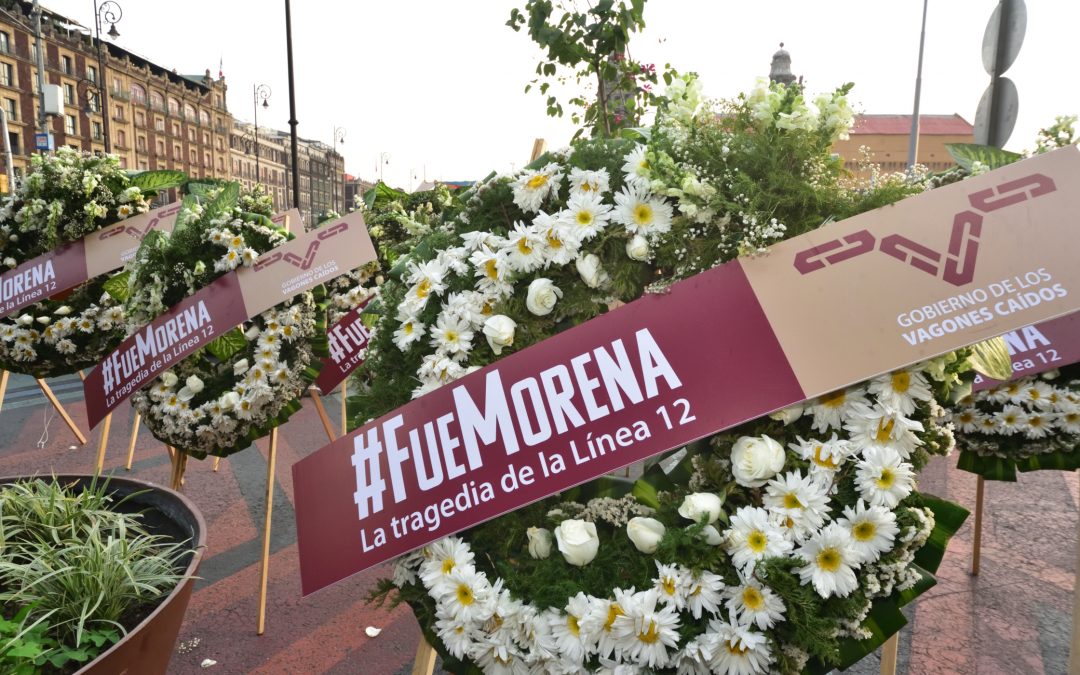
[212,457,221,472]
[125,413,141,470]
[880,633,899,675]
[412,638,438,675]
[36,379,87,445]
[340,379,348,437]
[169,447,186,491]
[257,427,279,636]
[971,475,985,576]
[0,369,10,415]
[94,413,112,474]
[309,388,338,442]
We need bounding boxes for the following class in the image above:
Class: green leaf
[957,449,1019,481]
[102,271,131,303]
[6,641,43,658]
[968,336,1012,380]
[184,178,231,198]
[945,143,1023,172]
[913,496,970,572]
[127,169,186,193]
[205,328,247,362]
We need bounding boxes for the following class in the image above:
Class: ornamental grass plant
[0,477,190,674]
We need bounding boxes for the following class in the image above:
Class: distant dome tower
[769,43,797,86]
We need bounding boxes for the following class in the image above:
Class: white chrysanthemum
[469,246,513,296]
[795,523,861,598]
[807,386,869,432]
[568,166,611,196]
[612,187,673,237]
[707,618,773,675]
[724,578,786,630]
[621,145,652,192]
[1021,411,1053,439]
[763,470,831,536]
[471,639,528,674]
[435,606,481,659]
[855,446,915,509]
[653,561,688,610]
[723,506,793,572]
[419,537,475,594]
[993,404,1026,435]
[580,588,634,659]
[533,212,581,266]
[838,500,899,564]
[611,588,681,669]
[685,570,725,621]
[843,401,924,458]
[868,369,933,415]
[672,634,713,675]
[1015,380,1055,409]
[1059,408,1080,434]
[430,314,474,360]
[557,190,613,241]
[437,567,495,623]
[951,407,984,434]
[548,593,590,664]
[460,230,506,253]
[512,163,563,213]
[502,221,546,273]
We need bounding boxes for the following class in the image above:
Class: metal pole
[33,0,48,138]
[0,109,14,189]
[253,87,260,184]
[284,0,300,210]
[906,0,929,170]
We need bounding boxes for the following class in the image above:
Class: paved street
[0,372,1074,674]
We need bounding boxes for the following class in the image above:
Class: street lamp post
[332,125,345,212]
[377,152,390,184]
[252,84,270,184]
[76,78,102,142]
[93,0,121,154]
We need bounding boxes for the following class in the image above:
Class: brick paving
[0,371,1075,674]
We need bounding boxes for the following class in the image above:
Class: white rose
[677,493,723,524]
[554,519,599,566]
[177,375,204,402]
[626,516,666,554]
[161,371,179,388]
[730,435,786,487]
[700,524,724,546]
[17,314,33,326]
[35,316,51,325]
[2,257,15,268]
[625,235,650,261]
[219,391,240,411]
[54,306,73,316]
[525,278,562,316]
[949,380,974,404]
[245,325,260,340]
[769,402,805,425]
[483,315,516,355]
[233,358,250,376]
[575,254,606,289]
[526,526,552,559]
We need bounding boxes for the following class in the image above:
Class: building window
[173,144,181,160]
[131,83,147,104]
[4,98,15,122]
[65,114,76,135]
[87,92,100,112]
[135,110,145,127]
[61,55,72,75]
[112,76,121,93]
[136,135,146,151]
[138,160,148,170]
[154,116,164,132]
[184,103,196,121]
[217,157,224,171]
[118,156,127,169]
[151,91,164,110]
[91,121,102,140]
[0,62,13,88]
[116,129,126,147]
[8,130,18,155]
[31,42,39,63]
[168,97,179,115]
[200,110,210,126]
[0,32,9,55]
[87,65,97,83]
[202,132,209,145]
[156,139,164,155]
[187,127,195,142]
[203,151,210,167]
[171,122,179,136]
[64,82,75,106]
[188,149,196,163]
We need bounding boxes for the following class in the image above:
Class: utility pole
[32,0,47,138]
[906,0,930,170]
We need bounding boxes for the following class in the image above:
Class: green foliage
[0,478,189,673]
[968,336,1012,380]
[945,143,1022,172]
[1034,115,1078,154]
[204,328,248,362]
[101,271,131,303]
[126,170,186,193]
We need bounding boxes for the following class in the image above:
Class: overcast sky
[43,0,1080,190]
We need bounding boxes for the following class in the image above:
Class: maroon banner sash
[314,298,374,393]
[974,313,1080,390]
[82,211,376,427]
[292,147,1080,596]
[0,203,182,319]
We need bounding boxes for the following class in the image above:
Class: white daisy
[724,578,786,630]
[437,567,495,623]
[795,523,861,598]
[838,500,898,564]
[612,187,673,237]
[548,593,590,664]
[707,618,773,675]
[512,163,563,213]
[430,314,474,360]
[843,401,924,459]
[763,470,831,536]
[653,561,687,610]
[568,166,611,196]
[502,221,546,273]
[1058,408,1080,434]
[557,190,613,241]
[469,247,513,297]
[868,368,933,415]
[807,386,869,432]
[792,434,854,477]
[419,537,475,595]
[404,260,448,310]
[611,588,681,669]
[435,606,481,659]
[533,211,581,266]
[951,407,983,434]
[723,506,793,572]
[580,588,634,659]
[1016,380,1055,409]
[685,570,725,620]
[855,446,915,509]
[393,314,426,351]
[621,145,652,192]
[993,404,1026,435]
[1021,411,1052,439]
